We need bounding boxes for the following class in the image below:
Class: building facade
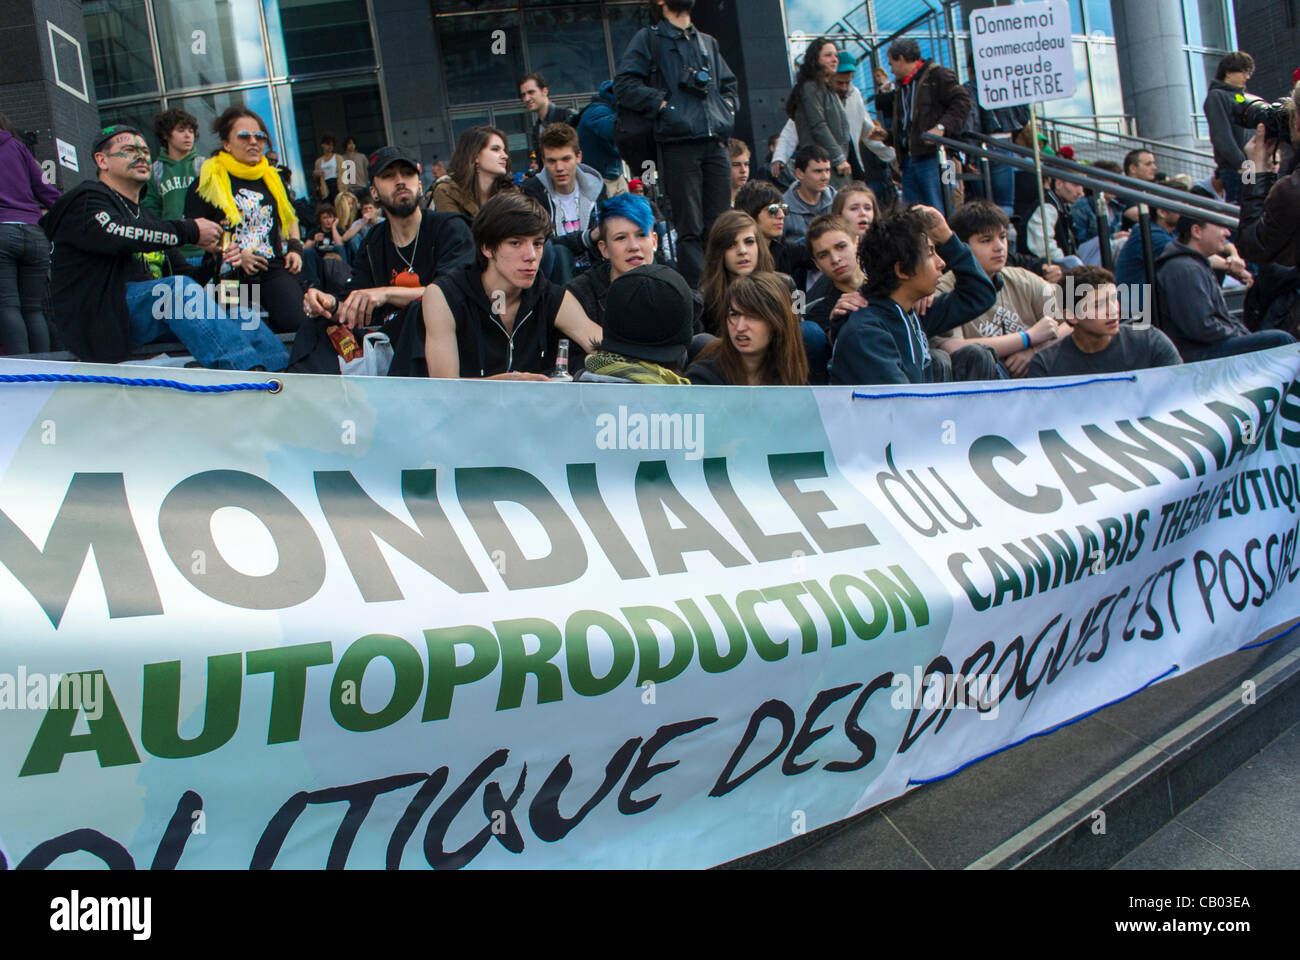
[3,0,1269,201]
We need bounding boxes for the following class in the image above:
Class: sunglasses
[765,203,790,216]
[235,131,270,142]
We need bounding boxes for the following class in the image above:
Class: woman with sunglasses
[733,179,808,288]
[699,210,775,335]
[687,272,810,386]
[185,106,307,334]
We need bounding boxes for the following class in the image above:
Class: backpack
[615,26,664,176]
[567,102,595,129]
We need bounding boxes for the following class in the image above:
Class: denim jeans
[1216,167,1242,204]
[0,222,52,354]
[986,149,1017,217]
[1186,329,1295,362]
[543,241,576,286]
[124,276,290,370]
[901,153,945,211]
[801,320,829,385]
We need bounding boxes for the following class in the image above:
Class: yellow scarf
[197,151,298,231]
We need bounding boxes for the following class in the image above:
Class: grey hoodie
[522,161,603,264]
[781,181,836,241]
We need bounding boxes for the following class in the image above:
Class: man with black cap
[40,124,289,369]
[303,145,473,328]
[578,263,696,383]
[292,145,476,373]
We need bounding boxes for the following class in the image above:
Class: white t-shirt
[553,189,582,237]
[319,155,338,180]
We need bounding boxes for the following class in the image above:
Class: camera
[680,65,712,99]
[1231,93,1294,140]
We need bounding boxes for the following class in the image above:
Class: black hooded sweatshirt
[435,263,565,377]
[41,180,201,363]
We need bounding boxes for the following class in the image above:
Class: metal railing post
[1096,195,1114,272]
[1138,203,1159,327]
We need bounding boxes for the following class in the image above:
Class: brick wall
[1234,0,1300,101]
[0,0,103,191]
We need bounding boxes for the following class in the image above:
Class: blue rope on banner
[0,373,282,395]
[853,374,1136,401]
[1236,618,1300,652]
[904,663,1181,787]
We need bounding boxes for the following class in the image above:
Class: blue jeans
[987,151,1016,216]
[901,153,945,211]
[1187,330,1296,362]
[124,276,290,371]
[1216,167,1242,204]
[801,320,829,385]
[543,241,576,286]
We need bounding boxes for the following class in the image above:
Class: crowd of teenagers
[3,0,1299,386]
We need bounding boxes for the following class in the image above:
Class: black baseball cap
[92,124,145,155]
[369,146,422,180]
[602,264,695,366]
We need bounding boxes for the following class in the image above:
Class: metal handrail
[1041,117,1217,164]
[956,130,1239,217]
[922,131,1239,227]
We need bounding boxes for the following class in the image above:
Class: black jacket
[1203,79,1252,172]
[829,234,996,385]
[41,180,201,363]
[436,263,564,378]
[530,103,570,165]
[1237,170,1300,268]
[684,352,727,385]
[614,21,739,144]
[1155,239,1250,357]
[770,235,809,291]
[960,79,1029,137]
[288,207,474,374]
[348,209,474,305]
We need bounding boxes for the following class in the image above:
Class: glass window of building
[152,0,268,91]
[84,0,158,100]
[99,101,165,146]
[438,12,526,105]
[287,75,385,198]
[1184,0,1231,50]
[524,5,609,93]
[274,0,375,76]
[608,2,650,62]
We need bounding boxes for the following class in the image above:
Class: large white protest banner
[1,346,1299,869]
[970,1,1076,109]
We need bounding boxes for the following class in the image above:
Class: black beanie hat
[601,264,694,366]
